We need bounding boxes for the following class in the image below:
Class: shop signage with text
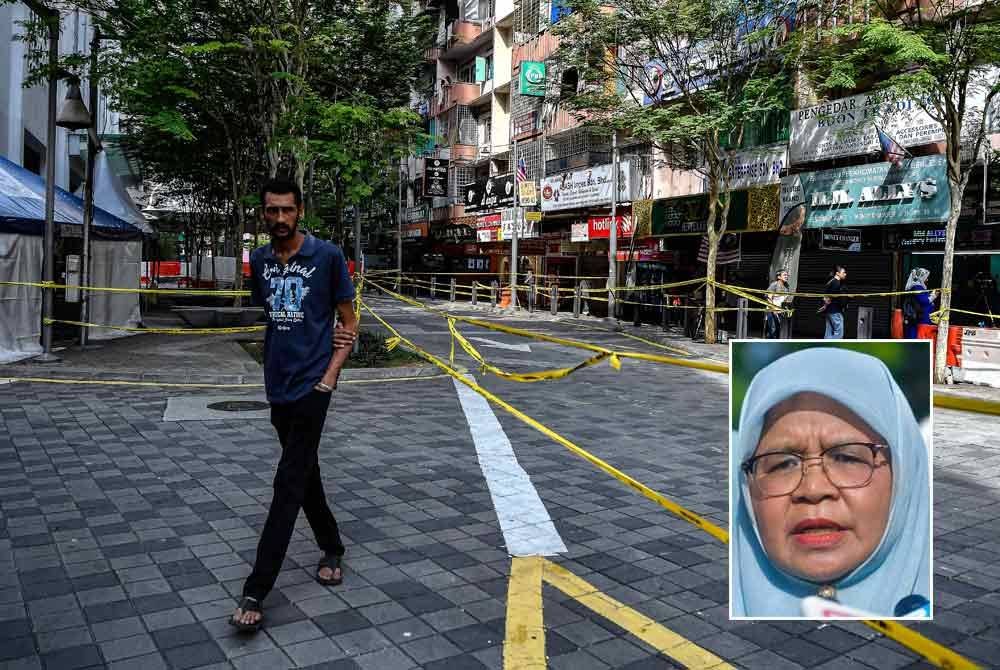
[780,155,951,229]
[541,162,631,212]
[789,87,990,164]
[403,223,428,239]
[463,174,515,212]
[727,145,787,189]
[424,159,449,197]
[820,228,861,252]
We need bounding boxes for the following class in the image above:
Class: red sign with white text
[587,214,635,239]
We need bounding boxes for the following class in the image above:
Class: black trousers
[243,389,345,601]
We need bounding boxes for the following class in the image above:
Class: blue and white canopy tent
[0,155,145,362]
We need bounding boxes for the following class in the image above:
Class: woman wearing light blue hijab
[731,347,930,618]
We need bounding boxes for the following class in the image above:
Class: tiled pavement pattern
[0,296,996,669]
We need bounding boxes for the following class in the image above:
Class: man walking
[232,179,358,632]
[823,265,848,339]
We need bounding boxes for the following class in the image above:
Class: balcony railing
[545,151,611,176]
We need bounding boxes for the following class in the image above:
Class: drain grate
[206,400,270,412]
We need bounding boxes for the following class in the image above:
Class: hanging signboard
[499,219,539,240]
[402,223,428,239]
[653,195,709,234]
[424,159,450,198]
[463,173,515,212]
[519,181,538,206]
[789,87,991,164]
[520,61,546,97]
[430,224,476,244]
[820,228,862,252]
[540,162,631,212]
[587,214,635,239]
[524,211,542,222]
[571,222,589,242]
[727,145,787,190]
[780,155,951,229]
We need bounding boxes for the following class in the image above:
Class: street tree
[794,0,1000,382]
[553,0,791,343]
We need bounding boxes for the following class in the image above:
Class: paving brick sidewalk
[0,297,999,669]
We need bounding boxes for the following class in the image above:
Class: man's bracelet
[315,382,334,392]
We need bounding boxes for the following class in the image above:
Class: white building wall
[1,4,117,187]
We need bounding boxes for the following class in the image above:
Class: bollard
[661,294,668,330]
[736,298,749,340]
[472,282,478,306]
[491,280,499,308]
[430,276,437,300]
[551,285,558,316]
[527,278,536,313]
[573,285,582,318]
[450,277,456,303]
[857,305,873,340]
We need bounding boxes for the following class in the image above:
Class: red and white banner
[572,214,635,242]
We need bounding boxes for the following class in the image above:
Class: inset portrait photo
[729,341,932,620]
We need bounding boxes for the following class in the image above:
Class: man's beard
[269,220,297,240]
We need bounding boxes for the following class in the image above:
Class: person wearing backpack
[903,268,939,339]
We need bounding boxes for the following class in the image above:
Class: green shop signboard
[652,191,748,235]
[520,61,546,97]
[779,155,950,230]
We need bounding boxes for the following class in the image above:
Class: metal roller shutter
[791,251,894,338]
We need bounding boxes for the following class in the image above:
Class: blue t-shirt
[250,234,355,404]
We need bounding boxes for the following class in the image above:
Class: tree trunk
[935,113,971,384]
[704,163,723,345]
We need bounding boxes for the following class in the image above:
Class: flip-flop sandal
[316,553,343,586]
[229,596,263,633]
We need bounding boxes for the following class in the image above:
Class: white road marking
[452,376,567,556]
[467,336,532,353]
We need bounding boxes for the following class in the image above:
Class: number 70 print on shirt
[267,274,311,322]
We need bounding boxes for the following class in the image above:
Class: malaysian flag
[698,234,741,265]
[876,126,910,166]
[516,157,528,184]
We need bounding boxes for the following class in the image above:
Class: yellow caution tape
[0,280,250,297]
[43,318,264,335]
[448,318,613,382]
[862,620,980,670]
[369,278,730,374]
[930,307,1000,324]
[361,300,730,543]
[0,374,448,388]
[712,280,947,300]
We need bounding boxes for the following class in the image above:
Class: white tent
[0,155,144,362]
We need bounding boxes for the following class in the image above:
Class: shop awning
[0,155,143,238]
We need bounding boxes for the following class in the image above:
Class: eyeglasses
[742,443,889,498]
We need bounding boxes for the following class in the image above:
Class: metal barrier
[491,280,499,308]
[573,285,582,318]
[551,285,559,316]
[450,277,456,303]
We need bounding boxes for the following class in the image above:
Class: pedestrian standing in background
[903,268,938,339]
[579,278,591,316]
[822,266,848,339]
[765,269,790,339]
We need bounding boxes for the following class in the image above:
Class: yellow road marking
[934,393,1000,416]
[502,557,735,670]
[541,560,735,670]
[504,557,546,670]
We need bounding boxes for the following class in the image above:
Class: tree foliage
[553,0,791,342]
[794,0,1000,381]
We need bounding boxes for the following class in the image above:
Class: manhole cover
[206,400,269,412]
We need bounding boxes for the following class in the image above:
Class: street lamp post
[21,0,61,362]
